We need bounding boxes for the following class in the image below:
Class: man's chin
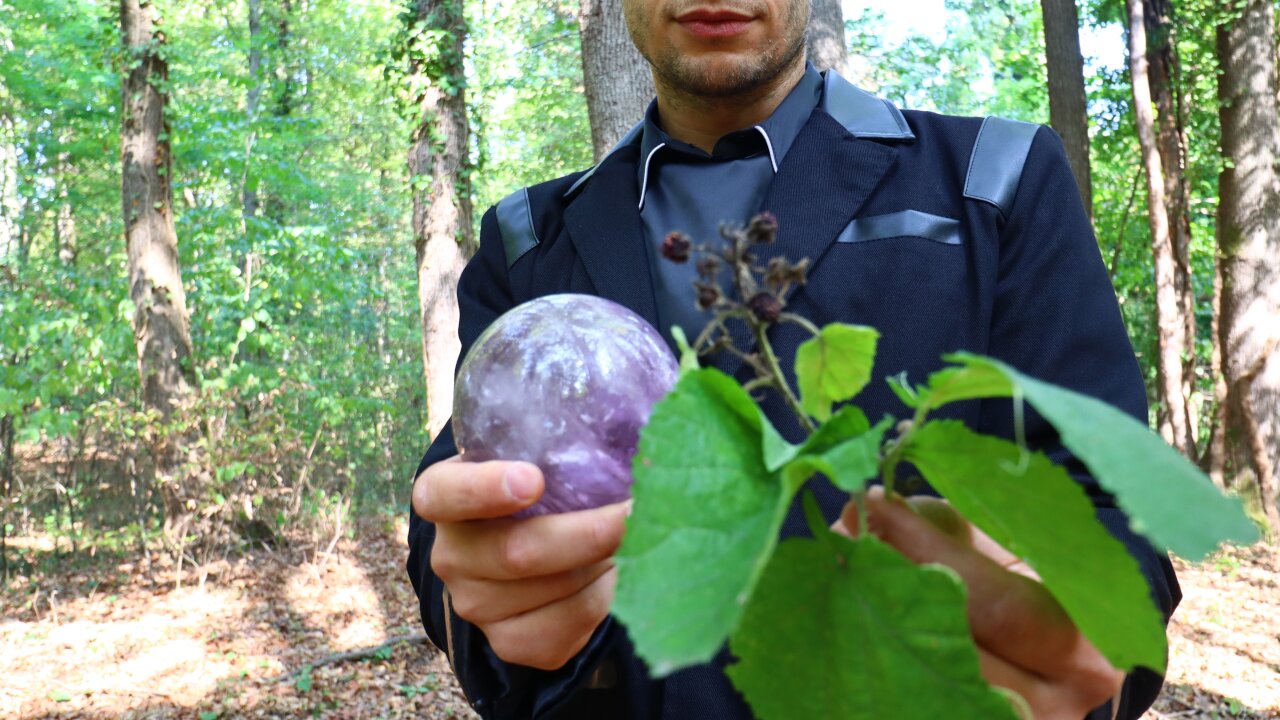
[658,56,774,98]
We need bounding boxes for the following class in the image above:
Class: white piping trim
[754,125,778,172]
[637,142,667,210]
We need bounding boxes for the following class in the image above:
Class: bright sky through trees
[844,0,1125,74]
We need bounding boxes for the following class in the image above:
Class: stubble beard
[648,30,807,99]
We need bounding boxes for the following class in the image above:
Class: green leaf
[614,369,790,675]
[941,354,1259,558]
[781,416,891,493]
[795,405,872,459]
[295,667,313,692]
[762,405,869,473]
[918,362,1013,411]
[903,420,1167,672]
[795,324,879,422]
[886,371,920,408]
[728,533,1019,720]
[48,691,73,703]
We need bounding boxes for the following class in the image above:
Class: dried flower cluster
[660,213,817,406]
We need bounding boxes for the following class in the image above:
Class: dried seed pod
[746,211,778,245]
[695,281,722,310]
[747,291,782,323]
[661,231,692,263]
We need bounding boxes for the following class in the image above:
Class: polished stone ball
[452,294,680,516]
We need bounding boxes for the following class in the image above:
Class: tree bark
[55,144,76,266]
[121,0,196,417]
[407,0,476,441]
[242,0,263,227]
[1,413,13,582]
[578,0,655,161]
[1126,0,1194,457]
[263,0,295,224]
[807,0,848,74]
[0,113,17,263]
[1216,0,1280,535]
[1040,0,1092,218]
[1144,0,1197,445]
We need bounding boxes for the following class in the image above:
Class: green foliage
[614,369,790,675]
[618,321,1254,716]
[929,355,1260,558]
[467,0,592,216]
[848,0,1048,122]
[903,420,1167,671]
[795,324,879,422]
[1,0,426,552]
[728,517,1019,720]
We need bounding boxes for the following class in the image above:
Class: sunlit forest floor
[1,525,1276,719]
[0,518,477,719]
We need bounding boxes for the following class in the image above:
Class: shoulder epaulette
[964,117,1041,219]
[496,187,538,270]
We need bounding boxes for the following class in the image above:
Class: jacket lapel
[712,109,900,379]
[758,109,899,286]
[562,144,661,330]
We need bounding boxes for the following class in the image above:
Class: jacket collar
[561,72,909,362]
[820,70,915,141]
[562,70,913,202]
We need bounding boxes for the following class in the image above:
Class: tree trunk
[407,0,476,441]
[1144,0,1197,445]
[578,0,655,161]
[55,144,76,266]
[1126,0,1194,457]
[807,0,848,74]
[121,0,198,546]
[1216,0,1280,535]
[274,0,297,117]
[1040,0,1092,218]
[0,113,17,262]
[121,0,196,416]
[242,0,263,227]
[1,413,13,582]
[263,0,295,224]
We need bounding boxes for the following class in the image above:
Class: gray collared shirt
[638,65,824,347]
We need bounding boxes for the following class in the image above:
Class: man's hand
[835,488,1125,720]
[413,456,628,671]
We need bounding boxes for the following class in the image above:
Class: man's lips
[675,9,754,39]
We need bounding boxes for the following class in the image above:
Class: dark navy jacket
[408,72,1180,720]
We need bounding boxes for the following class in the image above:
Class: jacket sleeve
[975,126,1181,720]
[405,205,622,719]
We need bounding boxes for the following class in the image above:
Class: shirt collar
[637,63,824,209]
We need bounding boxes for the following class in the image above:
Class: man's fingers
[482,566,619,671]
[434,501,629,581]
[852,489,1081,679]
[448,559,614,625]
[978,646,1121,720]
[413,457,544,523]
[976,647,1041,720]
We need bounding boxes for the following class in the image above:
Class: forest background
[1,0,1279,717]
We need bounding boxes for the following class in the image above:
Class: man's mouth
[674,9,754,39]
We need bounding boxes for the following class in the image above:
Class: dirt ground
[1,522,1276,719]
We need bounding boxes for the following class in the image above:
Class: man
[408,1,1180,717]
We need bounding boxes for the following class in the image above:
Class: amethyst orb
[452,294,680,516]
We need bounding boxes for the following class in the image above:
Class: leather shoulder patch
[496,187,538,269]
[964,117,1040,219]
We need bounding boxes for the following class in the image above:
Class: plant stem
[778,312,821,338]
[752,321,815,435]
[879,404,932,497]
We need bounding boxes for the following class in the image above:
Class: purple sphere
[452,294,680,516]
